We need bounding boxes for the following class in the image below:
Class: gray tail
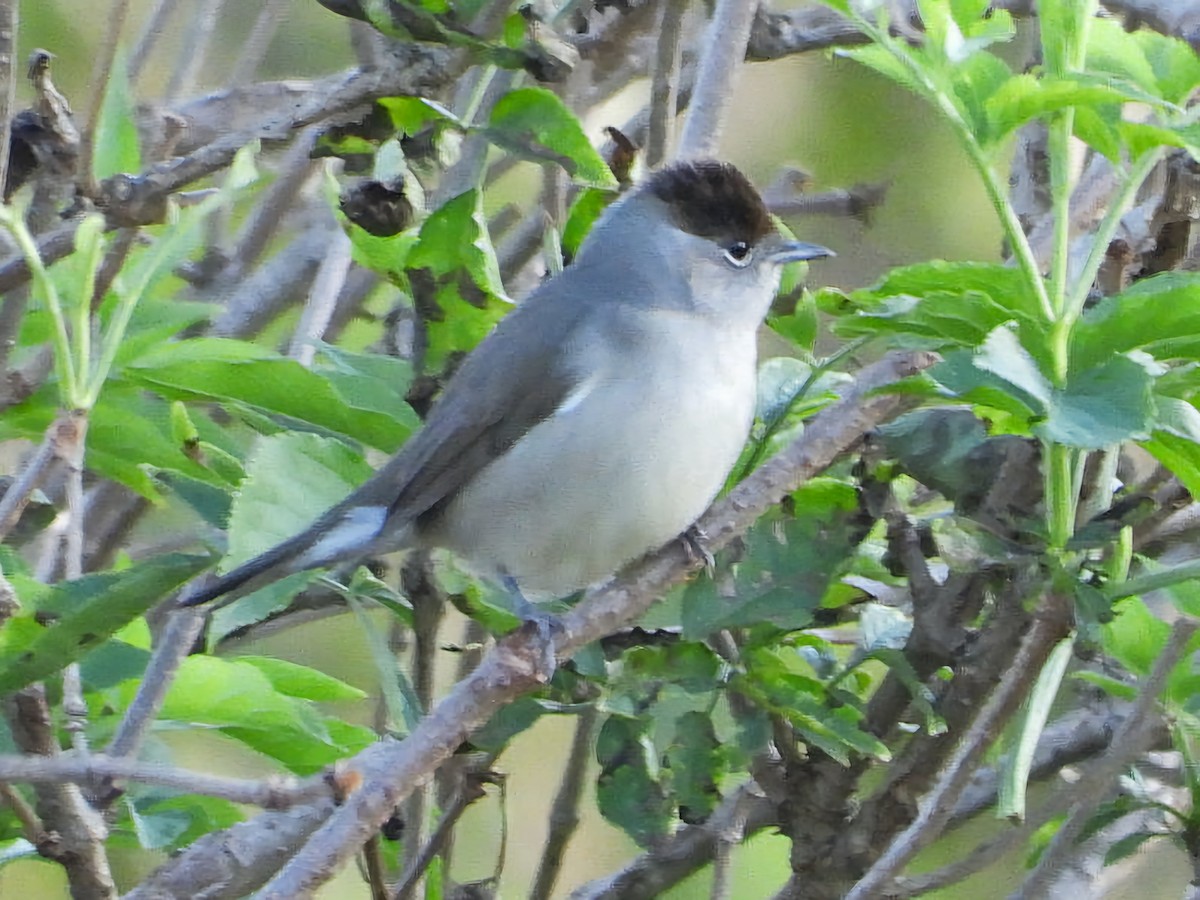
[177,537,310,607]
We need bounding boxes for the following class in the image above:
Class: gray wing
[178,272,588,606]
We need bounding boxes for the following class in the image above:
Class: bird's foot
[681,525,716,576]
[503,576,562,681]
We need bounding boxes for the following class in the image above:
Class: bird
[178,159,832,618]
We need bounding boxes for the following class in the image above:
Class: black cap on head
[645,160,774,247]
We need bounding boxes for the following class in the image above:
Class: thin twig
[398,552,446,880]
[52,410,91,753]
[0,424,59,541]
[393,768,492,900]
[99,607,206,795]
[211,225,332,338]
[165,0,226,104]
[290,225,352,367]
[228,0,288,85]
[530,705,600,900]
[432,68,517,208]
[1014,618,1200,900]
[363,836,390,900]
[646,0,688,168]
[844,596,1075,900]
[231,127,319,271]
[0,0,18,198]
[128,0,179,82]
[0,753,333,807]
[0,780,42,843]
[675,0,759,160]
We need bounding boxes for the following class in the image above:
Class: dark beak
[766,239,835,265]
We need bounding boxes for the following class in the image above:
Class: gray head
[574,160,832,322]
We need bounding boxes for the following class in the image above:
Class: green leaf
[144,654,373,774]
[666,711,722,822]
[470,696,552,753]
[985,75,1127,146]
[1103,831,1159,867]
[378,96,463,135]
[737,657,888,764]
[223,715,375,775]
[1039,0,1093,77]
[1072,272,1200,371]
[561,187,616,259]
[124,793,243,852]
[951,52,1014,147]
[620,643,722,695]
[91,387,231,494]
[1040,355,1155,448]
[840,44,924,96]
[0,554,209,695]
[234,655,367,701]
[829,260,1043,338]
[878,408,989,504]
[127,338,416,451]
[769,290,819,354]
[345,224,418,284]
[407,189,511,369]
[0,387,225,498]
[224,431,374,569]
[92,51,141,181]
[1072,104,1123,162]
[78,639,151,690]
[595,716,672,847]
[934,328,1155,448]
[311,344,418,427]
[682,478,867,638]
[1072,670,1137,700]
[1137,29,1200,107]
[973,325,1051,405]
[1143,430,1200,500]
[484,88,618,189]
[1087,18,1200,108]
[1102,598,1169,677]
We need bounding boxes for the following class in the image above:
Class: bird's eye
[724,241,753,268]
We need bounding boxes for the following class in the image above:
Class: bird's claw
[503,575,561,681]
[681,525,716,576]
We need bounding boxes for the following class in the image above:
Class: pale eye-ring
[724,241,753,268]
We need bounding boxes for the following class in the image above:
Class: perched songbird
[179,160,831,615]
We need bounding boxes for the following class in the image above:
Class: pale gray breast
[429,303,759,598]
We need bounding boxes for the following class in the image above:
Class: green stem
[960,131,1053,323]
[74,219,105,401]
[1047,109,1075,330]
[1103,559,1200,602]
[0,209,81,407]
[1045,441,1075,549]
[1106,525,1132,584]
